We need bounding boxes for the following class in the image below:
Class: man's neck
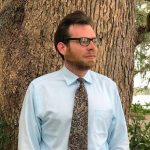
[64,63,88,78]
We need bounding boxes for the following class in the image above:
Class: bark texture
[0,0,137,149]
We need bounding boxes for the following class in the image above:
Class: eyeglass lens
[80,38,100,46]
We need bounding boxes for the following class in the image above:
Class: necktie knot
[77,78,84,85]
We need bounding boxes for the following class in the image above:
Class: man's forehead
[68,24,96,37]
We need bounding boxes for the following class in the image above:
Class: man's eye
[81,38,88,43]
[93,39,97,43]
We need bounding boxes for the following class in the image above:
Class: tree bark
[0,0,137,149]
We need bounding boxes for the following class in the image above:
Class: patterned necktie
[69,78,88,150]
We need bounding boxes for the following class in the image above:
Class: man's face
[64,24,98,71]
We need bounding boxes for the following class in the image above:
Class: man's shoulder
[90,70,116,85]
[31,70,61,85]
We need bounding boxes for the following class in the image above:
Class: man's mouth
[84,55,96,59]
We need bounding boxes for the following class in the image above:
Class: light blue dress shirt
[18,65,129,150]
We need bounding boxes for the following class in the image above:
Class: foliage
[134,0,150,89]
[129,102,150,149]
[136,0,150,25]
[135,0,148,25]
[134,87,150,95]
[131,102,150,113]
[0,121,10,149]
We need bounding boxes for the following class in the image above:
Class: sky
[134,72,150,88]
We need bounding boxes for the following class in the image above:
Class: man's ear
[57,42,67,55]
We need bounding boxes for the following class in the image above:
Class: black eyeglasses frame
[65,37,102,47]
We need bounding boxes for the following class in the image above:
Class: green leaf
[0,121,8,127]
[145,122,150,130]
[137,115,146,121]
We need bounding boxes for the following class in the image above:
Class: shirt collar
[60,65,93,85]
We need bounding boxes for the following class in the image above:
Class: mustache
[84,53,97,56]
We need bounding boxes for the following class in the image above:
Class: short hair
[54,11,92,60]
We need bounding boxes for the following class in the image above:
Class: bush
[128,102,150,150]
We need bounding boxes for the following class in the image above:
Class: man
[18,11,129,150]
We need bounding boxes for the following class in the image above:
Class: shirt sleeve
[107,83,130,150]
[18,82,41,150]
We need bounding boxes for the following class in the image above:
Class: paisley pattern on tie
[69,78,88,150]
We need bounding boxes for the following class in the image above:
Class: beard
[64,46,96,70]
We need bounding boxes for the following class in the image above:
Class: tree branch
[147,11,150,32]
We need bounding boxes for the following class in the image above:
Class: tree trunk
[0,0,137,149]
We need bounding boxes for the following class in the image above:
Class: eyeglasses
[65,37,102,47]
